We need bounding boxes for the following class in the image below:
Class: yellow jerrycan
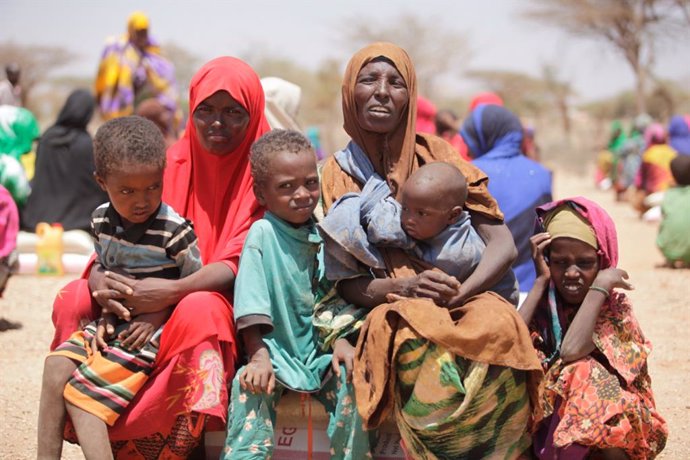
[35,222,64,275]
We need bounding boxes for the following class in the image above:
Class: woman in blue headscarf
[461,104,552,300]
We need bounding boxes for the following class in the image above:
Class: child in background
[519,197,667,459]
[320,161,518,306]
[657,154,690,268]
[37,116,201,459]
[222,130,371,459]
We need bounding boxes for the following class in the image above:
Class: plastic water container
[35,222,64,275]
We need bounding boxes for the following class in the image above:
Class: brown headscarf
[322,42,501,220]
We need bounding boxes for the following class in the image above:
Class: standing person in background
[461,103,552,301]
[95,11,181,134]
[0,63,22,107]
[21,90,107,254]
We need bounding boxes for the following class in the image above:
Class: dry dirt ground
[0,168,687,459]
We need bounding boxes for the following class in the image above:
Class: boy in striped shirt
[37,116,201,459]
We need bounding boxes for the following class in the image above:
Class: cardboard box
[205,392,405,459]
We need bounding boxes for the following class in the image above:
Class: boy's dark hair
[670,154,690,186]
[250,129,315,185]
[93,115,166,177]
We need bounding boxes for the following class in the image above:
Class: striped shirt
[91,202,202,280]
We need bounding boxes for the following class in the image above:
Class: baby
[322,161,518,305]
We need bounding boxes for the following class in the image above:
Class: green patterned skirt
[395,338,533,459]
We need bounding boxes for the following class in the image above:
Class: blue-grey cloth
[319,142,518,304]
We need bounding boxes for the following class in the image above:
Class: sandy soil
[0,169,687,459]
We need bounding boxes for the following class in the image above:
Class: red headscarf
[468,92,504,111]
[163,57,270,271]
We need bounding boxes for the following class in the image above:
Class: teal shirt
[234,212,332,392]
[657,186,690,264]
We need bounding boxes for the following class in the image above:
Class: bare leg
[65,402,113,460]
[37,356,77,459]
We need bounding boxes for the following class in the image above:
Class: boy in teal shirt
[222,130,372,459]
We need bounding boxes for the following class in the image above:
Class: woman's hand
[398,270,460,304]
[331,338,355,382]
[240,347,275,394]
[93,272,179,319]
[530,232,552,282]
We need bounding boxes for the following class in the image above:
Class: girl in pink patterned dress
[519,196,667,459]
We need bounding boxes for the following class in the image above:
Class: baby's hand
[90,313,117,354]
[331,338,355,382]
[593,268,634,293]
[240,348,275,394]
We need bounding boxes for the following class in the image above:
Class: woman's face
[354,59,409,134]
[548,237,600,308]
[193,90,250,156]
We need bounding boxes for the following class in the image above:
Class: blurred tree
[339,13,471,99]
[466,69,548,113]
[162,42,200,111]
[542,64,575,134]
[524,0,689,114]
[0,42,76,111]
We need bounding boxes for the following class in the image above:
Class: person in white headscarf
[260,77,301,131]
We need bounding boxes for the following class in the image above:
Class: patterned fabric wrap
[635,144,678,194]
[0,105,39,160]
[223,366,372,459]
[534,294,667,459]
[395,338,533,459]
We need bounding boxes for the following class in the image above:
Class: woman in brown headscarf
[320,43,542,458]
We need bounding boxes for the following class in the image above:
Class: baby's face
[400,183,458,241]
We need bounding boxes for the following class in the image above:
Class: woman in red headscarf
[41,57,269,458]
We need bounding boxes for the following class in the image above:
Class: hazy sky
[2,0,689,103]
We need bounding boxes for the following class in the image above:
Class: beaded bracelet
[588,285,610,298]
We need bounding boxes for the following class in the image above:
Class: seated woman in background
[20,89,107,255]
